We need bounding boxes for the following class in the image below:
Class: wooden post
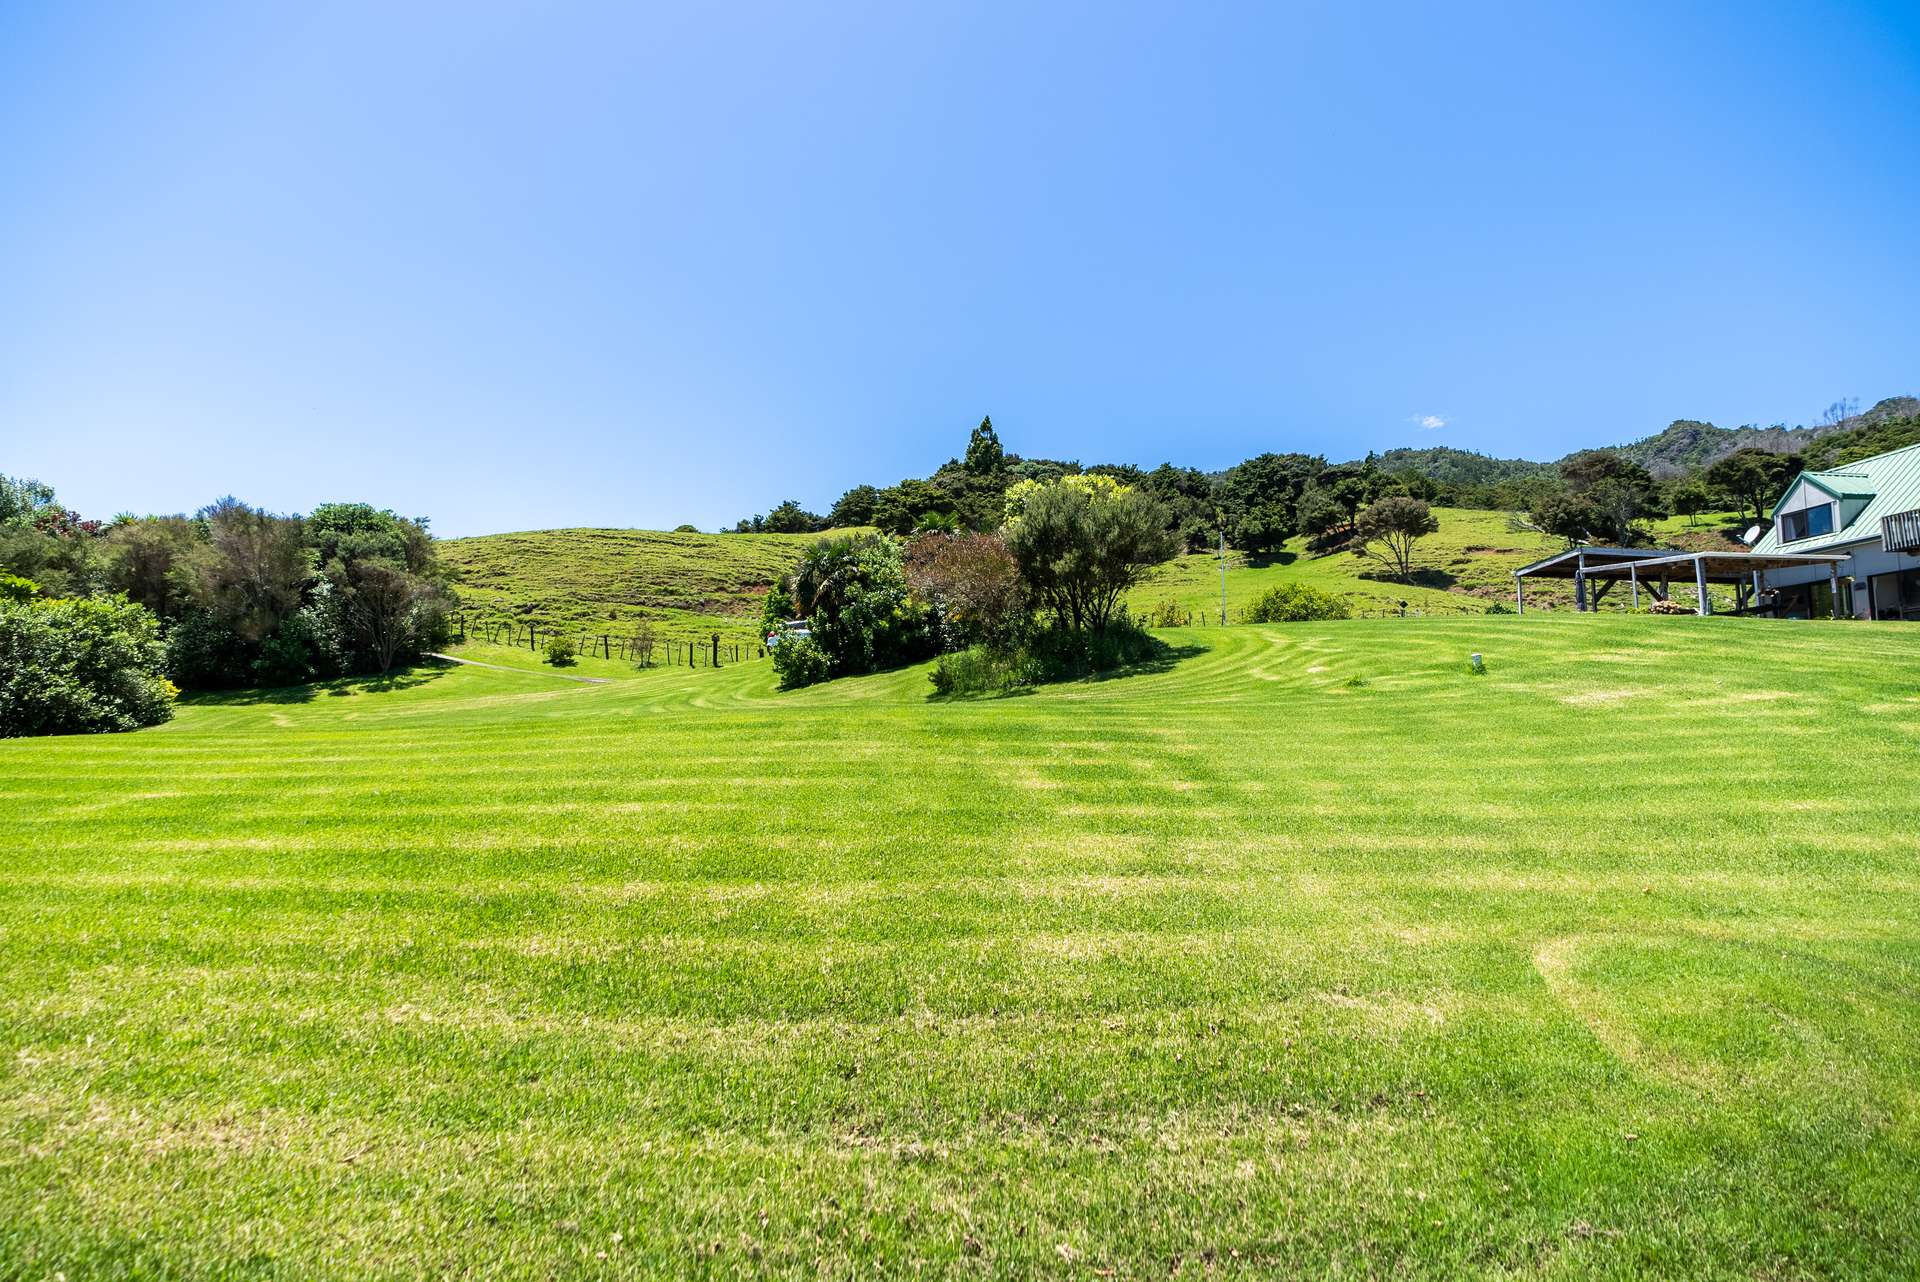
[1515,576,1524,615]
[1629,564,1639,609]
[1830,565,1842,619]
[712,633,720,667]
[1694,557,1710,616]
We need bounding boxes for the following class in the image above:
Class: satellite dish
[1740,524,1763,546]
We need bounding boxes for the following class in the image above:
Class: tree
[826,485,881,528]
[1232,502,1295,554]
[963,415,1005,474]
[306,502,437,574]
[904,531,1025,650]
[186,498,312,643]
[334,557,443,673]
[1353,497,1440,582]
[0,594,175,737]
[1296,486,1346,543]
[1218,452,1322,554]
[0,475,58,528]
[1137,464,1218,552]
[0,523,99,598]
[1002,475,1177,633]
[1526,451,1665,547]
[1704,448,1800,523]
[1669,479,1712,527]
[629,619,658,668]
[1331,475,1372,529]
[870,479,956,536]
[305,502,450,674]
[763,500,822,533]
[103,516,201,618]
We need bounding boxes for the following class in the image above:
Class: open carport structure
[1512,547,1851,616]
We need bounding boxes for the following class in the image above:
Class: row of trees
[732,417,1442,558]
[1,475,456,699]
[727,411,1867,558]
[1513,446,1804,548]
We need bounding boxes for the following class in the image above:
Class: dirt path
[426,653,611,684]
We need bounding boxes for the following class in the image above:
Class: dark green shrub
[164,606,257,689]
[0,595,175,737]
[1148,598,1192,627]
[1242,583,1352,622]
[1015,616,1164,682]
[1484,601,1514,615]
[771,635,833,689]
[928,645,1021,697]
[544,635,577,666]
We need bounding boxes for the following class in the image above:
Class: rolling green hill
[439,526,856,646]
[4,617,1918,1276]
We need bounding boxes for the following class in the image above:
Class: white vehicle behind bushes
[766,620,811,648]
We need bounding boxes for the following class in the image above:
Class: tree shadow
[1241,551,1299,569]
[1079,640,1208,682]
[181,666,449,707]
[926,637,1207,701]
[1355,567,1458,590]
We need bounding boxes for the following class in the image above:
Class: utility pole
[1218,526,1228,626]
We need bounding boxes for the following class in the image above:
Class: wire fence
[453,616,769,668]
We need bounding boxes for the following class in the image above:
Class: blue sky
[3,1,1917,536]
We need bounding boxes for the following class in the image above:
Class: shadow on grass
[1357,567,1459,590]
[180,666,449,707]
[926,638,1208,701]
[1242,550,1299,568]
[1080,640,1207,682]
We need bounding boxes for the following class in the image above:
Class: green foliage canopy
[0,594,175,737]
[1002,475,1177,633]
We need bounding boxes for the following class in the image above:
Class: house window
[1780,503,1835,542]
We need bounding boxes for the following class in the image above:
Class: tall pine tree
[964,416,1004,474]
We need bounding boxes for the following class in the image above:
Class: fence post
[712,633,720,667]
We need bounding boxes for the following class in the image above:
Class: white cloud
[1411,414,1447,431]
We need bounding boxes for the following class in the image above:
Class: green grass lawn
[4,617,1919,1277]
[440,527,859,648]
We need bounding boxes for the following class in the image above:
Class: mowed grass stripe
[2,617,1919,1277]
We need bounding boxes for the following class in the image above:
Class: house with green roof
[1750,440,1920,619]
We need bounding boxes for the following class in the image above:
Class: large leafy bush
[0,595,175,737]
[771,634,834,690]
[774,534,933,686]
[1242,582,1352,622]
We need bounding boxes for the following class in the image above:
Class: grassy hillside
[4,617,1919,1276]
[1131,506,1750,621]
[439,527,854,646]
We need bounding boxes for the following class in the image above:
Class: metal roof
[1754,440,1920,555]
[1581,550,1849,582]
[1511,546,1679,579]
